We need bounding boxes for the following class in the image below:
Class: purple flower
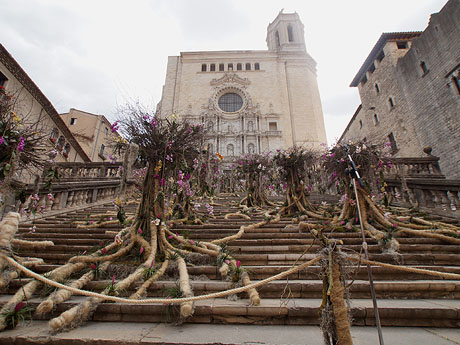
[14,302,24,313]
[110,121,119,133]
[159,178,166,186]
[0,137,4,145]
[17,137,25,151]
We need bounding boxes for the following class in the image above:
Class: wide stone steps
[3,198,459,330]
[0,295,458,328]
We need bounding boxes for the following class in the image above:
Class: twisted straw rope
[347,256,460,280]
[1,255,321,304]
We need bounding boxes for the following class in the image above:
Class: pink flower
[139,247,144,255]
[138,228,143,235]
[189,240,195,245]
[14,302,24,313]
[101,248,107,255]
[112,274,115,286]
[90,220,94,224]
[17,137,25,151]
[236,260,241,268]
[225,259,230,265]
[150,260,154,269]
[82,250,87,255]
[90,263,97,270]
[0,137,4,145]
[168,235,174,239]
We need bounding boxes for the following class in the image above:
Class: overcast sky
[0,0,448,145]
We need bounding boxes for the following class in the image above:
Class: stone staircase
[2,195,460,336]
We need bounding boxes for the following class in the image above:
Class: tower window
[373,114,380,125]
[287,25,294,42]
[389,97,395,108]
[219,63,224,72]
[210,64,216,72]
[201,64,207,72]
[99,144,105,158]
[69,118,77,125]
[359,120,363,129]
[245,63,251,71]
[237,63,242,71]
[375,83,380,94]
[420,61,428,74]
[255,63,260,70]
[396,41,408,49]
[388,132,398,153]
[0,71,8,87]
[275,31,280,47]
[268,122,277,131]
[228,63,233,71]
[452,75,460,95]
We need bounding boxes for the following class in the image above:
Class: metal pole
[352,177,385,345]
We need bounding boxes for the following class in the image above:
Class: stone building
[339,0,460,178]
[60,108,121,162]
[157,11,327,158]
[0,44,90,164]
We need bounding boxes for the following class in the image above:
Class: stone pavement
[1,322,460,345]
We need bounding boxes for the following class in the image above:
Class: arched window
[237,63,242,71]
[63,143,71,158]
[245,63,251,71]
[227,144,234,156]
[57,136,65,150]
[50,128,59,143]
[275,31,280,47]
[248,143,255,154]
[210,64,216,71]
[254,63,260,70]
[287,25,294,42]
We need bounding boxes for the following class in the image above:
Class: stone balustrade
[386,156,445,179]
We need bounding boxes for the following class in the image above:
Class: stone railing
[386,156,445,179]
[12,162,123,216]
[384,154,460,217]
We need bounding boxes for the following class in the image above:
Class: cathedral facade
[157,11,327,158]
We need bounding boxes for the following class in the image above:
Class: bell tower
[266,10,306,52]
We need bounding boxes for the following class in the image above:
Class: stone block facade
[340,0,460,178]
[157,11,327,158]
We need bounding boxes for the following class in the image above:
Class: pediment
[210,72,250,86]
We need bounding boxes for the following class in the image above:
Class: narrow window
[287,25,294,42]
[219,63,224,71]
[228,63,233,71]
[396,41,408,49]
[389,97,395,108]
[275,31,280,47]
[50,128,59,142]
[104,127,108,135]
[245,63,251,71]
[201,64,207,72]
[452,75,460,95]
[254,63,260,70]
[374,114,380,125]
[210,64,216,72]
[57,136,65,150]
[359,120,363,129]
[237,63,242,71]
[0,70,8,87]
[375,83,380,94]
[69,118,77,125]
[63,143,71,158]
[388,132,398,153]
[99,144,105,157]
[420,61,428,74]
[268,122,277,131]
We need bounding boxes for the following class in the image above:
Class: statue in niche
[227,124,232,133]
[207,121,214,132]
[247,121,254,132]
[248,143,255,154]
[227,144,234,156]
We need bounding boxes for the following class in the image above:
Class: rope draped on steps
[1,255,321,304]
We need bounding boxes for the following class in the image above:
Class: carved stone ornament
[210,72,251,87]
